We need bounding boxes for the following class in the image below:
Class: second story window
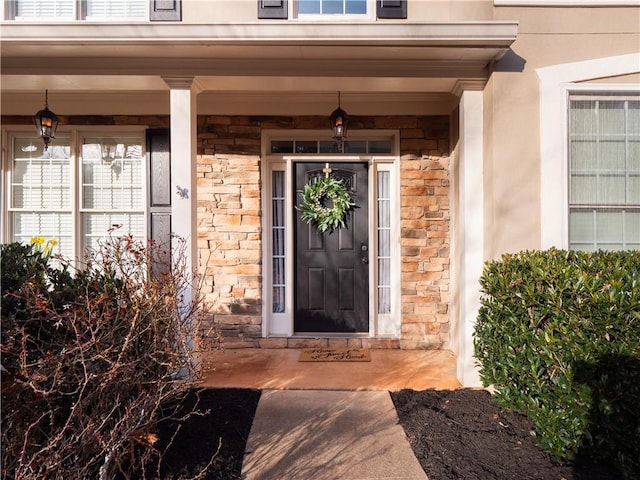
[8,0,180,21]
[258,0,406,20]
[15,0,74,20]
[86,0,146,20]
[298,0,367,15]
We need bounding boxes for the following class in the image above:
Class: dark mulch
[153,388,621,480]
[391,389,622,480]
[153,388,261,480]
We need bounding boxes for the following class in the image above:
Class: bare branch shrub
[1,234,215,480]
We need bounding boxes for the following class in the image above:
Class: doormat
[299,348,371,362]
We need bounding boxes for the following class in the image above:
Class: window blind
[16,0,74,18]
[569,97,640,250]
[10,137,72,258]
[377,170,391,314]
[272,170,286,313]
[86,0,146,18]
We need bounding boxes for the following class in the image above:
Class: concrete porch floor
[200,348,462,391]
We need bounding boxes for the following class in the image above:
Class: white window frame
[8,0,149,21]
[84,0,148,22]
[11,0,76,21]
[567,93,640,250]
[290,0,376,21]
[2,126,148,264]
[78,129,147,253]
[261,129,401,338]
[4,127,77,257]
[537,53,640,249]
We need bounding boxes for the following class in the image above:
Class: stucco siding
[482,5,639,259]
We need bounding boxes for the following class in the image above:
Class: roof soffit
[0,22,517,105]
[0,21,519,47]
[1,21,518,77]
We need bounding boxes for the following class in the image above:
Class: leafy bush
[474,248,640,478]
[1,235,214,480]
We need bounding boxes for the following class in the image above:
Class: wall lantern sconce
[34,90,59,151]
[329,92,349,152]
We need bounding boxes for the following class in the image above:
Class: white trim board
[536,53,640,249]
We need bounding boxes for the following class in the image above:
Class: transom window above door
[270,138,392,154]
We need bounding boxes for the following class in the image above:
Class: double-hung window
[298,0,367,15]
[80,135,145,252]
[568,94,640,251]
[258,0,406,19]
[6,130,146,260]
[85,0,147,20]
[9,135,74,258]
[8,0,180,21]
[13,0,75,20]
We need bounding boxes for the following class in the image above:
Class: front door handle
[360,243,368,264]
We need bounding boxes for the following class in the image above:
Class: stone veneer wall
[1,114,450,350]
[197,115,450,350]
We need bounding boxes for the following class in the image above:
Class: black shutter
[150,0,182,21]
[258,0,288,19]
[146,129,172,266]
[4,1,16,20]
[377,0,407,19]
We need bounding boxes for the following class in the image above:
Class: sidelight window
[271,170,286,313]
[377,170,391,314]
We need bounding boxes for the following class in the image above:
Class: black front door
[294,162,369,333]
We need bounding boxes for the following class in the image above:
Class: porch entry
[294,162,369,333]
[264,131,400,339]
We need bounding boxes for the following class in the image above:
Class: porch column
[162,76,201,301]
[456,90,484,387]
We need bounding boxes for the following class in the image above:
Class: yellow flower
[49,238,58,247]
[31,236,45,245]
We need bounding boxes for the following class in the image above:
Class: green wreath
[296,176,356,233]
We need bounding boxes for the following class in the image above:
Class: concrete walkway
[201,349,460,479]
[242,389,429,480]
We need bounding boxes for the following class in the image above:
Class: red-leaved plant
[1,233,217,480]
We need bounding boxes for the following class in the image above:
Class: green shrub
[1,236,213,480]
[474,248,640,478]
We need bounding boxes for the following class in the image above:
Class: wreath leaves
[296,176,357,233]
